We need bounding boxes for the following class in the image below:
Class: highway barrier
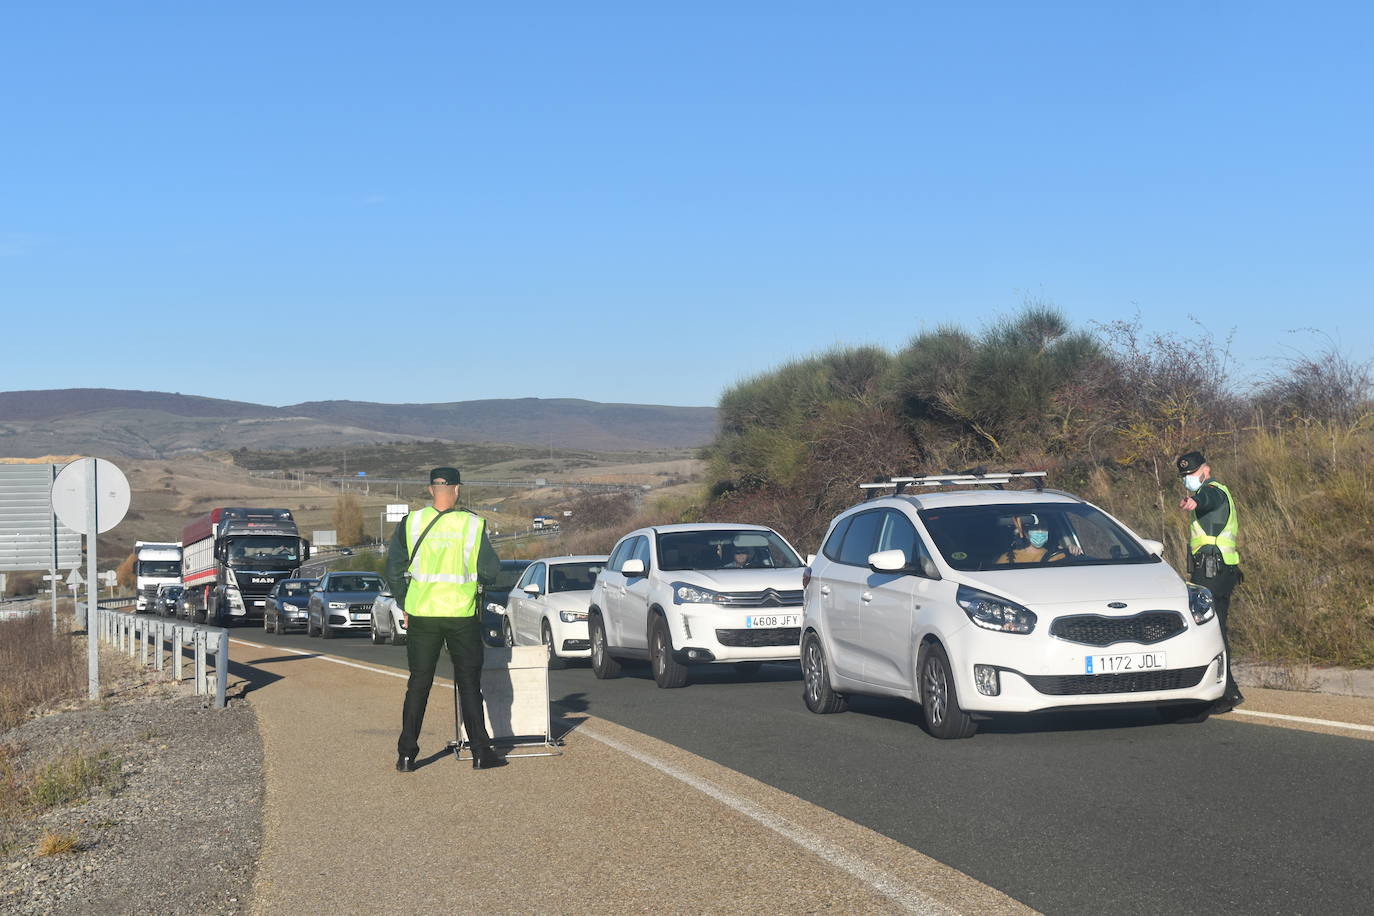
[94,607,229,709]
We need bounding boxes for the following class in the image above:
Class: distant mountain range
[0,389,718,458]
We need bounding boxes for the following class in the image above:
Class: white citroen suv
[589,524,807,688]
[801,473,1227,738]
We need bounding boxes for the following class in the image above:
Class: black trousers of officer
[398,614,492,758]
[1193,559,1243,701]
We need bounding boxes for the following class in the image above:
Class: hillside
[0,389,717,458]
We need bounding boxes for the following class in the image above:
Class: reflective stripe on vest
[1189,481,1240,565]
[405,507,483,617]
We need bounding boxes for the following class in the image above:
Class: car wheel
[650,616,688,689]
[589,613,620,679]
[1160,703,1211,725]
[371,621,385,644]
[263,613,272,634]
[541,621,566,670]
[321,617,334,639]
[920,644,977,739]
[733,661,764,678]
[306,613,318,637]
[801,633,847,714]
[502,619,515,648]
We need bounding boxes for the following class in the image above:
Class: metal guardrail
[94,607,229,709]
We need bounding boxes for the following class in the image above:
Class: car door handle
[819,585,831,596]
[860,591,874,603]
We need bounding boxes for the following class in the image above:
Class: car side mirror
[621,558,646,577]
[1140,538,1164,556]
[805,553,816,566]
[522,583,542,595]
[868,549,908,573]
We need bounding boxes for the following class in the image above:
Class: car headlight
[672,582,724,604]
[486,602,503,614]
[559,610,589,623]
[1187,584,1216,624]
[327,601,348,609]
[956,585,1037,634]
[286,603,304,611]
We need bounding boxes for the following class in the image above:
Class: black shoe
[1212,694,1244,715]
[471,747,507,770]
[396,755,416,772]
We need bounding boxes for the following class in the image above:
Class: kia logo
[1107,601,1127,609]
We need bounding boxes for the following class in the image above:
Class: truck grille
[1024,665,1208,696]
[1049,611,1186,647]
[716,627,801,648]
[716,589,803,608]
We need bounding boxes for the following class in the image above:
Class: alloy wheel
[923,658,948,726]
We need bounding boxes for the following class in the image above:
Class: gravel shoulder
[0,661,263,916]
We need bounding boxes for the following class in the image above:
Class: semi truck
[180,507,310,626]
[134,541,183,612]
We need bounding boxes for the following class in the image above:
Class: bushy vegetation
[0,611,84,730]
[704,307,1374,666]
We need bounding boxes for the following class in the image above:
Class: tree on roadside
[116,552,136,590]
[333,492,365,546]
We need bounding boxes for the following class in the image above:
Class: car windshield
[491,563,529,591]
[280,581,315,596]
[549,562,604,592]
[327,575,384,593]
[657,529,802,571]
[138,560,181,577]
[227,537,300,566]
[917,502,1157,572]
[160,586,182,596]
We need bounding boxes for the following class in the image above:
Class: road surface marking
[1233,708,1374,733]
[230,638,958,915]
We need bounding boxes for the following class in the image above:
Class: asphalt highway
[240,624,1374,915]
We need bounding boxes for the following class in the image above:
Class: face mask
[1184,474,1203,493]
[1027,529,1049,548]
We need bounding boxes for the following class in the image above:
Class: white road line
[579,724,956,916]
[1233,708,1374,733]
[230,639,958,915]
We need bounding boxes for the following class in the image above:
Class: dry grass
[34,829,81,857]
[0,612,84,730]
[1084,419,1374,667]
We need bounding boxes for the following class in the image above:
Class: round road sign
[51,458,130,534]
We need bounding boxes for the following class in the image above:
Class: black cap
[429,467,461,486]
[1176,451,1205,476]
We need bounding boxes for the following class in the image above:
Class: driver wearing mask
[996,517,1070,565]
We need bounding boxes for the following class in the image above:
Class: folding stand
[447,645,562,762]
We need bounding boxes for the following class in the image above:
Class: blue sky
[2,1,1370,408]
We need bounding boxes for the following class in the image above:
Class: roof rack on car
[860,469,1047,498]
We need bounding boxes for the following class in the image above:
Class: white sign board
[460,646,551,743]
[0,465,82,571]
[313,529,338,547]
[385,503,409,522]
[67,569,84,587]
[100,570,118,586]
[51,459,130,534]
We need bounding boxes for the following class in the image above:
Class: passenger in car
[996,518,1069,565]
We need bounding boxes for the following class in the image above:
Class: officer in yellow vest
[1177,450,1244,713]
[386,467,506,770]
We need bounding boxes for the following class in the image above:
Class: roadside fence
[94,607,229,709]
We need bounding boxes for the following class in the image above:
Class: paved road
[238,624,1374,915]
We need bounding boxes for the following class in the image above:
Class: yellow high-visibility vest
[1188,481,1240,565]
[404,507,483,617]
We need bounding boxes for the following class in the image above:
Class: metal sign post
[51,458,130,701]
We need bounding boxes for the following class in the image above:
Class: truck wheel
[650,616,688,689]
[589,613,620,679]
[542,621,566,670]
[920,644,977,739]
[802,632,847,714]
